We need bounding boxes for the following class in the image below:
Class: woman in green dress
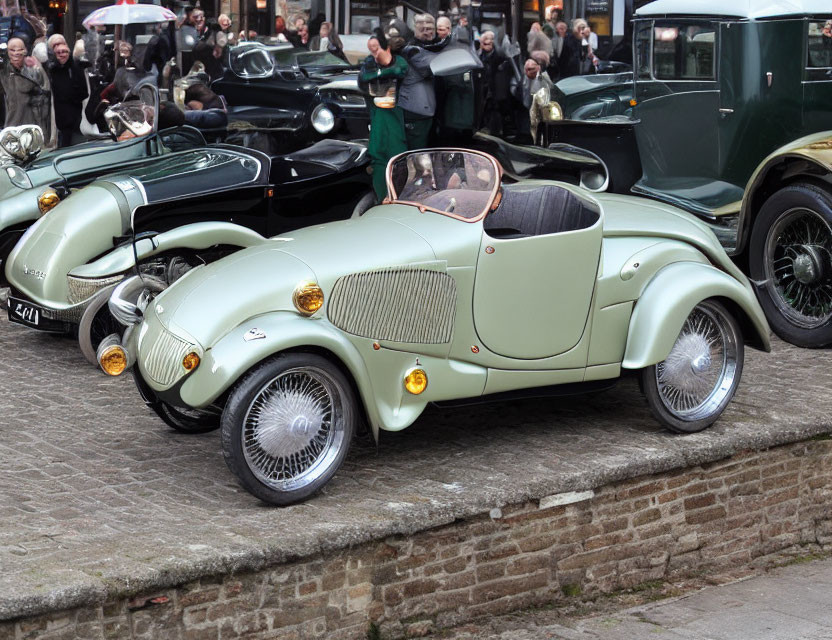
[359,29,409,200]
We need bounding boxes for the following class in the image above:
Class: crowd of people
[357,6,613,197]
[0,1,612,160]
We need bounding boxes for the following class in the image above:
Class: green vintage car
[104,149,770,505]
[546,0,832,348]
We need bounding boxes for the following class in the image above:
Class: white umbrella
[82,0,177,28]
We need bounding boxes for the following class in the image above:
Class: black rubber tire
[748,183,832,347]
[220,353,356,506]
[640,300,744,434]
[151,402,221,434]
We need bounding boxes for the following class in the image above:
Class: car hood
[596,191,746,280]
[154,214,436,347]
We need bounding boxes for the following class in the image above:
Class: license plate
[8,296,43,328]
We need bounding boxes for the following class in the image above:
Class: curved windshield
[388,150,501,221]
[229,43,351,78]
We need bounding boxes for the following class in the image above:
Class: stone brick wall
[3,438,831,640]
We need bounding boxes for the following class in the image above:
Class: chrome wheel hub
[242,367,344,491]
[656,304,739,420]
[765,208,832,328]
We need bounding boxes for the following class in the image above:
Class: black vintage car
[211,42,369,150]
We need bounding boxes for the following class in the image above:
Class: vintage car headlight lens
[37,190,60,215]
[99,344,128,376]
[311,104,335,134]
[182,352,201,372]
[404,368,428,395]
[293,282,324,316]
[6,165,32,189]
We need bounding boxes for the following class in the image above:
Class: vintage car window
[652,22,716,81]
[388,150,500,222]
[635,21,652,80]
[807,20,832,81]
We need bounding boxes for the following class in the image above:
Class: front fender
[622,262,771,370]
[178,311,383,436]
[69,222,270,278]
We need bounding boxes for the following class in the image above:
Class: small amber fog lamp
[38,190,60,215]
[182,352,201,372]
[404,368,428,395]
[99,345,128,376]
[629,98,638,107]
[293,282,324,316]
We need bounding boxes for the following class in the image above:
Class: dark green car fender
[622,262,771,370]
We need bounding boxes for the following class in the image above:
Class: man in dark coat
[48,40,88,147]
[398,13,448,149]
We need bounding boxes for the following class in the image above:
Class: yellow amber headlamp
[293,282,324,316]
[37,190,60,215]
[99,344,128,376]
[404,368,428,395]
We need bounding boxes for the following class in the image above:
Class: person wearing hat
[358,28,409,200]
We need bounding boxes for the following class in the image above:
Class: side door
[718,20,805,189]
[631,19,721,200]
[471,197,602,360]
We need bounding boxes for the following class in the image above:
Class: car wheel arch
[740,154,832,255]
[192,314,381,441]
[621,262,770,370]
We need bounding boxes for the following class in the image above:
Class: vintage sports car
[4,132,373,364]
[211,42,369,149]
[545,0,832,347]
[0,112,211,286]
[104,149,770,505]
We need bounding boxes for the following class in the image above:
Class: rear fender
[622,262,771,370]
[69,222,270,278]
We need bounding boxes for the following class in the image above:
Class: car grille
[42,305,85,323]
[139,323,195,388]
[66,274,124,305]
[328,266,456,344]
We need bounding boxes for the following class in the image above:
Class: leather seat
[485,184,599,237]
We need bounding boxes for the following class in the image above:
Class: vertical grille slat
[328,267,456,344]
[140,326,193,387]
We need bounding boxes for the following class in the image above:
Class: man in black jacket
[48,41,88,147]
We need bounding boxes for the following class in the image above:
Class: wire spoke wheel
[641,300,743,433]
[222,354,356,505]
[764,207,832,329]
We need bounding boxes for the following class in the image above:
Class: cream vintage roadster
[104,149,770,505]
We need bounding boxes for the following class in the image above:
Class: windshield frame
[385,148,503,223]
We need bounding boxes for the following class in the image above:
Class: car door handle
[719,108,734,114]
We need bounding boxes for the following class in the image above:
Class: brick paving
[0,314,830,620]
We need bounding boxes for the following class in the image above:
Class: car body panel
[473,220,602,359]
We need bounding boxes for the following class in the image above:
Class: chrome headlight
[311,104,335,134]
[6,165,32,189]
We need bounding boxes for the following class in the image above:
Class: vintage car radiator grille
[67,274,125,305]
[141,325,195,387]
[328,267,456,344]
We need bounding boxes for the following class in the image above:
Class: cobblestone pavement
[435,555,832,639]
[1,314,830,618]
